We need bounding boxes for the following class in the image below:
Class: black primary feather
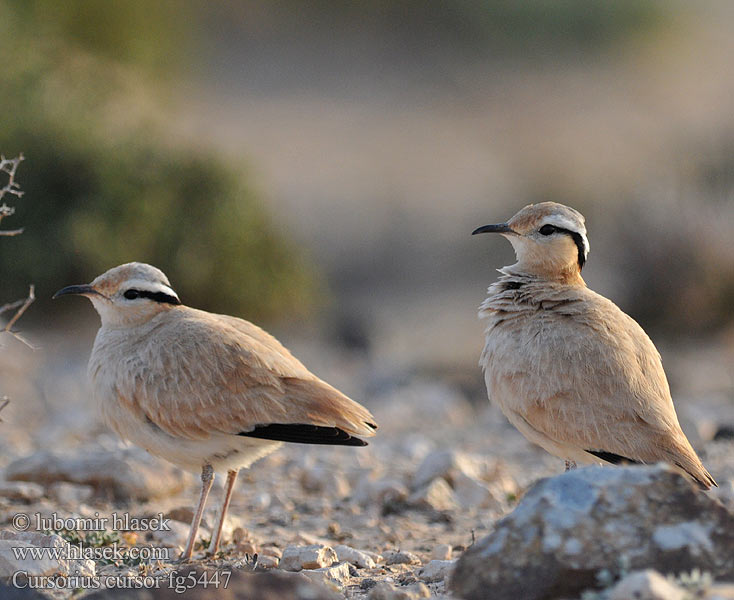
[586,450,641,465]
[239,423,368,446]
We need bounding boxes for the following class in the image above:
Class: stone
[412,449,480,490]
[279,544,338,571]
[4,448,186,501]
[451,471,501,510]
[407,478,459,511]
[255,555,279,570]
[352,477,409,507]
[300,562,351,587]
[300,466,351,498]
[451,465,734,600]
[383,550,421,566]
[333,544,377,569]
[49,482,94,505]
[0,481,44,503]
[608,570,686,600]
[418,559,456,583]
[0,530,96,581]
[430,544,452,561]
[368,581,431,600]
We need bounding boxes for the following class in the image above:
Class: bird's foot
[564,460,577,471]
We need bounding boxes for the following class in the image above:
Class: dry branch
[0,154,24,236]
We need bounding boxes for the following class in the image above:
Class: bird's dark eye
[539,224,557,236]
[123,289,140,300]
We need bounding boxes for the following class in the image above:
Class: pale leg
[565,460,577,471]
[181,464,214,561]
[208,469,239,555]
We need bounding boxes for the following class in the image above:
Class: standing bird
[473,202,715,489]
[54,263,377,560]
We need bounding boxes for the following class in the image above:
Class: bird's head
[473,202,589,283]
[53,262,181,327]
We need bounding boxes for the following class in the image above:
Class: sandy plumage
[476,203,715,489]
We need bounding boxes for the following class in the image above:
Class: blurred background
[1,0,733,458]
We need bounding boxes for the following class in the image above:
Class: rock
[0,530,96,581]
[418,559,456,583]
[333,544,376,569]
[300,467,351,498]
[256,555,280,569]
[452,471,501,510]
[0,481,44,503]
[451,465,734,600]
[352,477,409,507]
[300,562,351,587]
[49,482,94,505]
[407,478,459,511]
[608,570,686,600]
[430,544,452,561]
[412,449,480,490]
[5,448,186,501]
[166,506,194,525]
[383,550,421,566]
[279,544,338,571]
[368,581,431,600]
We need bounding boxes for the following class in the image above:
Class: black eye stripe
[538,224,587,270]
[123,289,181,305]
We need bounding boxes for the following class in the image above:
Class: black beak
[53,284,101,299]
[472,223,516,235]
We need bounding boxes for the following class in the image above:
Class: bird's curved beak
[53,284,103,299]
[472,223,516,235]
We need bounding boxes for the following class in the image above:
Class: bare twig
[0,154,25,234]
[0,397,8,422]
[2,285,36,348]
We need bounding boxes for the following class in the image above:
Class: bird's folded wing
[125,308,377,441]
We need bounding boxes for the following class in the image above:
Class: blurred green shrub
[246,0,663,53]
[0,0,318,321]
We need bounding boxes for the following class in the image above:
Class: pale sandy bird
[473,202,715,489]
[54,263,377,560]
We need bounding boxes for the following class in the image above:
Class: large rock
[4,447,186,501]
[451,465,734,600]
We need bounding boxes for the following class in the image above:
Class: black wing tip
[239,423,369,446]
[585,450,641,465]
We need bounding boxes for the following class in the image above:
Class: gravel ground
[0,331,733,598]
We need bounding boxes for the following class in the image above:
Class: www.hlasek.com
[12,570,232,593]
[10,542,171,563]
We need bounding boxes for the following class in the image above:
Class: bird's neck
[506,261,586,287]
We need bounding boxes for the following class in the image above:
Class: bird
[473,202,716,489]
[54,262,377,560]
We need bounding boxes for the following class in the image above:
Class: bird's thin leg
[181,464,214,561]
[565,460,577,471]
[208,469,239,555]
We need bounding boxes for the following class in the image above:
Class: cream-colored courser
[473,202,715,489]
[54,263,377,560]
